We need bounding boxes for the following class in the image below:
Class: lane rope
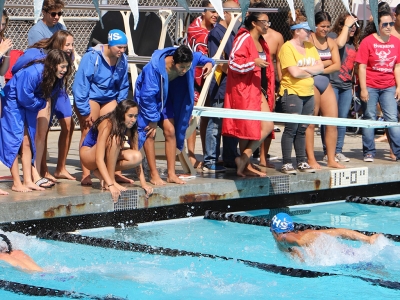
[36,230,400,290]
[203,210,400,242]
[346,195,400,208]
[0,278,125,299]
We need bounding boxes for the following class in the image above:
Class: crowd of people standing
[1,0,400,200]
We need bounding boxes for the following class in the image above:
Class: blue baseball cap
[290,22,311,31]
[108,29,128,47]
[270,213,294,233]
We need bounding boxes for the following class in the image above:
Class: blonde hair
[288,9,307,27]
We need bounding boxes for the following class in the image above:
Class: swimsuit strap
[0,234,12,254]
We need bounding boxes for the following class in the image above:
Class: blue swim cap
[270,213,294,233]
[108,29,128,47]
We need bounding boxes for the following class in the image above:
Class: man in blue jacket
[135,45,213,185]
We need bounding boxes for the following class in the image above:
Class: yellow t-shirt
[279,41,320,96]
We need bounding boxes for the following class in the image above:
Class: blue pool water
[1,196,400,299]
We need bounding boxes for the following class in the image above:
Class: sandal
[35,177,55,188]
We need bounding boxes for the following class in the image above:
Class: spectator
[0,9,12,196]
[259,18,285,169]
[203,0,240,173]
[27,0,66,46]
[80,100,153,202]
[186,0,218,169]
[356,11,400,162]
[12,30,76,183]
[135,45,213,185]
[0,50,72,192]
[222,2,275,177]
[306,11,343,170]
[278,9,323,174]
[329,13,360,163]
[72,29,129,185]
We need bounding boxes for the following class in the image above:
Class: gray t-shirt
[27,20,66,46]
[328,32,357,90]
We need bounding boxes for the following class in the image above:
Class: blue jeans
[361,86,400,158]
[204,98,238,166]
[323,87,353,154]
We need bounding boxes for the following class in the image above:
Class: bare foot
[54,170,76,180]
[81,175,93,186]
[25,182,45,191]
[390,154,396,161]
[235,157,248,177]
[150,174,166,186]
[115,173,134,184]
[327,161,346,169]
[11,184,32,193]
[307,159,321,170]
[166,174,186,184]
[189,157,203,169]
[246,164,267,177]
[44,172,58,183]
[0,189,9,195]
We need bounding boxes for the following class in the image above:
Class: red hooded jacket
[222,27,275,140]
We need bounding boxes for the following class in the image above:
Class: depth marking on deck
[329,167,368,188]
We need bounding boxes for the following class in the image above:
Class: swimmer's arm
[285,66,312,78]
[301,60,324,75]
[319,229,372,243]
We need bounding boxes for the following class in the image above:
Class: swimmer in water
[270,213,382,261]
[0,234,43,272]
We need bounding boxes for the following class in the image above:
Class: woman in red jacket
[222,2,274,177]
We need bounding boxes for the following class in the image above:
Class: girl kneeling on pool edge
[79,99,153,201]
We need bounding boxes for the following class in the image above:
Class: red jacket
[187,16,210,92]
[222,28,275,140]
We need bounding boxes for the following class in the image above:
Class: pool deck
[1,126,400,230]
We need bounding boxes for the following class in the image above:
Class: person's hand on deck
[202,62,213,78]
[142,184,153,198]
[83,113,94,128]
[109,184,121,203]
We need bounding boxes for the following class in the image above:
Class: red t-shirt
[355,34,400,89]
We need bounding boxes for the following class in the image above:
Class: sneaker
[281,163,297,174]
[223,162,237,171]
[274,126,281,132]
[335,153,350,162]
[202,165,226,173]
[364,154,374,162]
[297,162,315,173]
[267,154,278,161]
[323,155,339,162]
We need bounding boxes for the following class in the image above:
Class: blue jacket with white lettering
[72,44,129,116]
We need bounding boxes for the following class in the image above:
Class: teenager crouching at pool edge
[80,99,153,202]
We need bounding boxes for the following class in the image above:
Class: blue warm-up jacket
[0,63,49,168]
[134,47,214,150]
[72,44,129,116]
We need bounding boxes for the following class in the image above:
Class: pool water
[1,197,400,299]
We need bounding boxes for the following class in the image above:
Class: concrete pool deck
[1,126,400,226]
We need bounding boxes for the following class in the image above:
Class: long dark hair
[30,30,74,51]
[41,49,72,100]
[92,99,138,148]
[244,2,268,30]
[332,13,361,50]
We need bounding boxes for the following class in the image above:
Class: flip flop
[35,177,55,188]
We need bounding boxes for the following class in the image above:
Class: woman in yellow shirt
[278,10,324,174]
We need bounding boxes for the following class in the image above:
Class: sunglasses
[48,11,63,17]
[257,20,271,26]
[381,22,394,28]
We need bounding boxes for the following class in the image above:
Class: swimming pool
[1,196,400,299]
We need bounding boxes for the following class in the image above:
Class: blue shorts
[159,98,174,122]
[54,92,72,119]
